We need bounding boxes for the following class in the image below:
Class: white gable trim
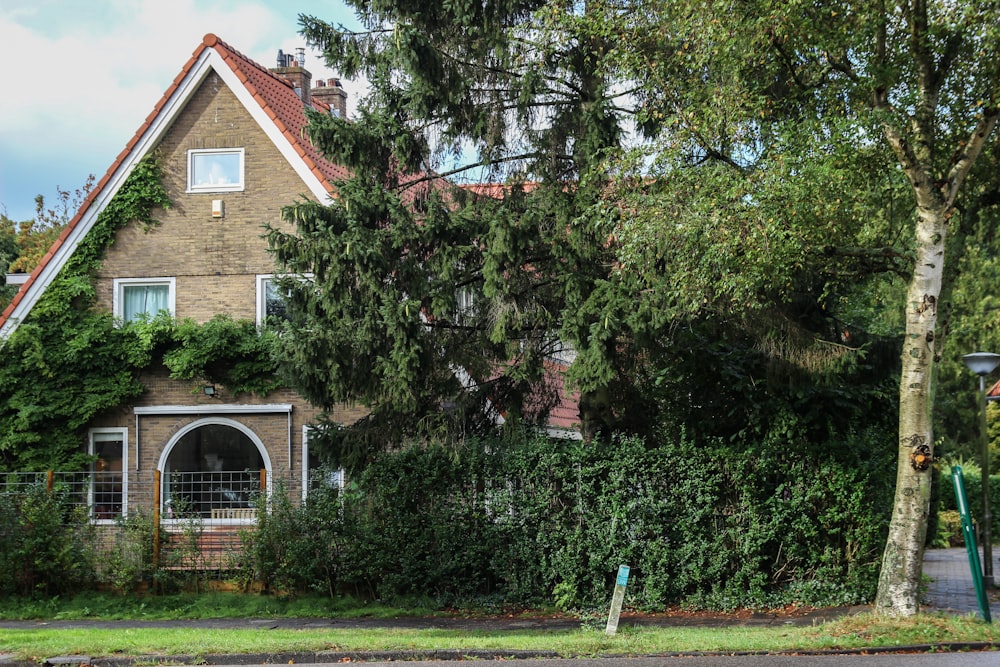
[0,46,331,340]
[206,51,331,204]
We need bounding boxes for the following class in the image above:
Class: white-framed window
[257,274,313,327]
[455,285,477,325]
[256,274,289,328]
[89,428,128,521]
[302,425,345,501]
[113,277,176,322]
[187,148,245,192]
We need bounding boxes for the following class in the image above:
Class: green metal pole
[978,376,994,587]
[953,465,991,623]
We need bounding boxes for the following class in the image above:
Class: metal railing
[162,470,264,521]
[0,470,124,520]
[0,469,269,523]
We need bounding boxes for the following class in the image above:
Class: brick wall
[96,71,312,322]
[85,71,368,509]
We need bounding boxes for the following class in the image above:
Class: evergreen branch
[394,152,549,190]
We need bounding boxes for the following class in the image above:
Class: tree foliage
[602,0,999,615]
[271,3,908,462]
[279,0,1000,615]
[269,0,650,462]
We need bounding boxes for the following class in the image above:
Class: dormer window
[187,148,245,192]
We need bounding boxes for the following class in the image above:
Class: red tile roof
[988,378,1000,399]
[0,33,349,332]
[203,34,349,187]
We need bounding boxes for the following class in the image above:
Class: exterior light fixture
[963,351,1000,588]
[203,385,216,397]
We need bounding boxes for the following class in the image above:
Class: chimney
[311,77,348,118]
[272,47,312,106]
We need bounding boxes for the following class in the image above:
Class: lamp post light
[963,351,1000,588]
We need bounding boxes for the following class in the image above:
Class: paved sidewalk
[923,547,998,616]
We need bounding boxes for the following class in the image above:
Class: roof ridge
[203,33,296,93]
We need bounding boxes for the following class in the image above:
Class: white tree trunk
[874,203,946,615]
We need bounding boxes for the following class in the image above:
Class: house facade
[0,35,363,524]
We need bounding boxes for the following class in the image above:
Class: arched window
[159,419,270,520]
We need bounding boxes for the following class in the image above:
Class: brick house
[0,34,364,525]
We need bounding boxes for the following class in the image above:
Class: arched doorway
[157,418,271,519]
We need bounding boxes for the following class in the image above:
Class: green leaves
[0,158,168,470]
[162,316,281,396]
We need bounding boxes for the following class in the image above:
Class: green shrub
[937,466,1000,540]
[104,509,157,594]
[240,426,893,610]
[240,478,360,596]
[0,485,96,597]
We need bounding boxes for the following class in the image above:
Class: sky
[0,0,365,223]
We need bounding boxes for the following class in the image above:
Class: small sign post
[605,564,630,635]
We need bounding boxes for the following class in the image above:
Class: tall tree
[268,0,654,462]
[276,0,996,614]
[611,1,999,615]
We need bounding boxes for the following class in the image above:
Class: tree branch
[943,109,1000,209]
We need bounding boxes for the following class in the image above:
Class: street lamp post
[963,352,1000,588]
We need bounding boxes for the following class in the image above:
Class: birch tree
[615,0,1000,615]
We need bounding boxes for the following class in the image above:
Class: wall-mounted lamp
[203,385,217,397]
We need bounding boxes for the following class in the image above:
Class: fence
[0,469,282,572]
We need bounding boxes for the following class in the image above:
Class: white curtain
[123,284,168,321]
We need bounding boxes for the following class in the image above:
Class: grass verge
[0,592,434,622]
[1,614,998,661]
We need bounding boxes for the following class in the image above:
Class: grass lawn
[0,594,998,662]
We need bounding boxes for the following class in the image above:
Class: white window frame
[257,274,312,327]
[187,148,245,193]
[302,425,345,501]
[88,427,128,522]
[113,277,176,322]
[256,274,284,328]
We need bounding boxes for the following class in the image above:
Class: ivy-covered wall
[0,158,312,471]
[0,158,172,470]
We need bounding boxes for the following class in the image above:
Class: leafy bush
[104,510,157,594]
[0,485,96,597]
[240,479,360,596]
[241,426,893,610]
[936,466,1000,543]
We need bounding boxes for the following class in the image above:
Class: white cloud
[0,0,363,222]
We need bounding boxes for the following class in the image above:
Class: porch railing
[0,468,268,523]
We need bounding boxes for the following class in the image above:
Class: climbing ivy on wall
[0,157,280,471]
[163,315,282,396]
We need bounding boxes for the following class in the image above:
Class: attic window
[188,149,245,192]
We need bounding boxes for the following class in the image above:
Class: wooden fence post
[153,470,161,570]
[46,470,54,494]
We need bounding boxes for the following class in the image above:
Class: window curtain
[123,284,168,321]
